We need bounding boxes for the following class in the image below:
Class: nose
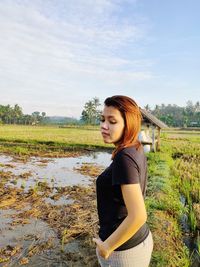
[101,121,109,130]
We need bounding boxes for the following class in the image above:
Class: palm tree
[13,104,23,124]
[144,104,151,112]
[81,97,101,125]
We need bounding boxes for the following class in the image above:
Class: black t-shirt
[96,146,149,251]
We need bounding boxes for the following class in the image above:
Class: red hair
[104,95,142,158]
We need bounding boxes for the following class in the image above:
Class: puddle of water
[0,154,13,164]
[0,210,95,266]
[0,151,111,266]
[44,196,74,206]
[25,239,83,267]
[0,217,60,267]
[0,209,16,232]
[0,151,111,190]
[0,218,58,248]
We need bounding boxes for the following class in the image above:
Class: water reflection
[0,152,112,190]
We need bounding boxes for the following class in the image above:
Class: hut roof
[140,108,168,129]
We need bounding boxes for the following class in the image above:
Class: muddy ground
[0,152,106,267]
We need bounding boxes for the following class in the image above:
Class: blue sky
[0,0,199,118]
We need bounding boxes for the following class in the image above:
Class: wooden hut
[139,108,168,152]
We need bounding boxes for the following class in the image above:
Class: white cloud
[0,0,153,117]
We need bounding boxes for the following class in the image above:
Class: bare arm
[93,184,147,258]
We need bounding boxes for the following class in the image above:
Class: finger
[92,238,98,244]
[93,238,102,246]
[92,240,102,242]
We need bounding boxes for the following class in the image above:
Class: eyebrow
[101,115,117,119]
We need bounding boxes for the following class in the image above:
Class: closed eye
[100,118,116,124]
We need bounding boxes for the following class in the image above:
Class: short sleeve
[112,151,140,185]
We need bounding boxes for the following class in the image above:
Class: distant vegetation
[44,116,79,125]
[0,104,79,126]
[0,99,199,127]
[80,97,101,125]
[145,100,200,127]
[0,104,46,125]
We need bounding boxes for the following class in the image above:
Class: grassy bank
[0,125,112,157]
[147,133,200,266]
[147,148,190,266]
[0,125,104,146]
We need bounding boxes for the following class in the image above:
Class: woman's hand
[93,238,111,259]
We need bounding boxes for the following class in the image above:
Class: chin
[102,137,112,144]
[104,140,111,144]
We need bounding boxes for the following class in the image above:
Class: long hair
[104,95,142,158]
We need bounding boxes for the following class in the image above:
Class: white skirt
[96,231,153,267]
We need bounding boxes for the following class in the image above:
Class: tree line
[81,98,200,127]
[0,99,199,127]
[0,104,46,125]
[145,100,200,127]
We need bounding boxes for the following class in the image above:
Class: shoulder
[112,147,144,185]
[113,147,147,174]
[114,146,144,163]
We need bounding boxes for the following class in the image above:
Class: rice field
[0,125,199,266]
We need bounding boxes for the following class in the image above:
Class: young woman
[93,95,153,267]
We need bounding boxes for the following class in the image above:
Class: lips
[101,132,110,137]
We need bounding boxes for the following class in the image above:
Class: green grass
[0,125,114,155]
[162,128,200,143]
[0,125,104,146]
[147,149,190,267]
[147,131,200,266]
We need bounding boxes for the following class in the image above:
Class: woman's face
[100,105,125,145]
